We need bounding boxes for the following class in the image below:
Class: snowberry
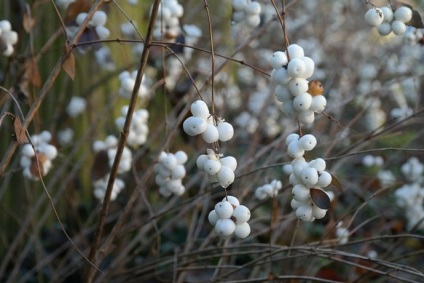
[208,210,219,226]
[301,167,319,187]
[312,205,327,219]
[166,179,183,193]
[394,6,412,23]
[183,116,208,136]
[234,222,251,239]
[286,133,300,145]
[215,218,236,237]
[246,1,261,15]
[309,158,326,172]
[171,164,186,179]
[202,124,220,143]
[317,171,332,187]
[392,20,406,35]
[273,67,291,86]
[381,6,393,22]
[232,0,248,11]
[245,15,261,28]
[291,198,302,209]
[298,110,315,124]
[255,188,267,200]
[364,8,384,27]
[287,44,304,59]
[223,195,240,207]
[175,150,188,164]
[217,166,235,188]
[288,141,305,159]
[215,201,234,219]
[289,78,309,96]
[232,205,251,223]
[219,156,238,171]
[289,173,302,186]
[270,51,288,69]
[162,154,178,170]
[191,100,210,119]
[196,154,208,170]
[204,159,222,175]
[275,85,291,102]
[298,134,317,151]
[293,93,312,111]
[309,95,327,113]
[300,57,315,79]
[292,184,310,202]
[296,204,314,221]
[217,121,234,142]
[287,58,307,78]
[292,159,308,178]
[92,10,107,26]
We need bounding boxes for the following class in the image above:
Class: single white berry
[293,93,313,111]
[162,154,178,170]
[208,210,219,226]
[217,166,235,188]
[365,8,384,27]
[287,44,304,59]
[296,204,314,221]
[222,195,240,207]
[196,154,209,171]
[217,121,234,142]
[286,133,300,145]
[291,198,302,209]
[298,110,315,124]
[392,20,406,35]
[394,6,412,23]
[298,134,317,151]
[255,188,267,200]
[219,156,237,171]
[288,78,309,96]
[234,222,251,239]
[92,10,107,26]
[215,218,236,237]
[292,184,310,202]
[246,1,261,15]
[312,205,327,219]
[310,95,327,113]
[275,85,291,102]
[202,124,219,143]
[183,116,208,136]
[175,150,188,164]
[288,141,305,159]
[204,159,222,175]
[232,205,251,223]
[309,158,326,172]
[269,51,288,69]
[381,6,393,22]
[301,167,319,187]
[232,0,248,11]
[273,67,291,86]
[299,57,315,79]
[287,58,306,78]
[215,201,234,219]
[171,164,186,179]
[191,100,210,119]
[317,171,332,187]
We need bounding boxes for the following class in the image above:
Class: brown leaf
[310,188,330,210]
[30,152,47,177]
[13,116,29,144]
[330,172,343,193]
[27,58,42,87]
[62,51,76,80]
[91,150,110,182]
[23,14,35,33]
[65,0,91,23]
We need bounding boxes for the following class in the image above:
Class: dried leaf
[27,58,42,88]
[91,151,110,181]
[330,172,343,193]
[310,188,330,210]
[23,14,35,33]
[30,152,47,177]
[62,52,76,80]
[13,116,29,144]
[65,0,91,23]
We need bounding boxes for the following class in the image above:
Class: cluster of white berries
[395,158,424,230]
[115,106,149,147]
[362,155,396,187]
[255,179,283,200]
[118,70,151,100]
[183,100,234,143]
[21,131,58,180]
[362,154,384,167]
[231,0,262,28]
[208,196,251,239]
[154,151,188,197]
[270,44,326,124]
[72,10,110,40]
[0,20,18,57]
[365,6,413,36]
[66,96,87,118]
[196,149,237,188]
[93,135,132,174]
[153,0,184,40]
[93,177,125,202]
[284,133,332,221]
[404,27,423,45]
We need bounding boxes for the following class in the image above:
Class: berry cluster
[255,179,283,200]
[284,133,332,221]
[93,177,125,202]
[0,20,18,57]
[365,6,412,36]
[196,149,237,188]
[270,44,326,124]
[153,0,184,40]
[21,131,58,180]
[66,96,87,118]
[115,106,149,147]
[118,70,151,100]
[93,135,132,174]
[73,10,110,40]
[208,196,251,239]
[154,151,188,197]
[183,100,234,143]
[231,0,262,28]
